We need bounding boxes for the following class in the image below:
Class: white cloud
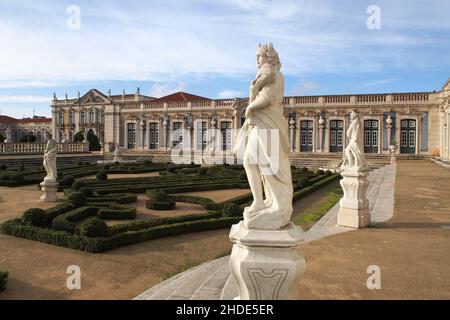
[290,81,321,95]
[0,95,51,103]
[360,79,400,88]
[149,82,185,98]
[217,89,245,99]
[0,1,448,89]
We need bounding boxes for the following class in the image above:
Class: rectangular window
[301,131,307,145]
[337,131,343,146]
[196,122,207,150]
[330,131,336,146]
[172,122,183,147]
[401,131,407,147]
[127,123,136,149]
[149,122,158,149]
[221,121,232,151]
[409,131,415,147]
[372,131,378,147]
[365,131,371,147]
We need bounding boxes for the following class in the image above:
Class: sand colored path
[296,160,450,299]
[175,188,251,203]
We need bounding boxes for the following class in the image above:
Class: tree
[73,130,84,143]
[0,134,4,143]
[20,134,37,143]
[87,130,101,151]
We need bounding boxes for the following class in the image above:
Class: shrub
[146,200,176,210]
[72,180,86,191]
[96,170,108,180]
[167,167,176,173]
[79,217,108,238]
[68,192,86,208]
[79,187,94,197]
[238,172,247,181]
[222,203,242,217]
[1,175,10,181]
[14,175,24,181]
[297,177,311,189]
[53,207,98,233]
[0,269,8,291]
[97,206,136,220]
[197,167,208,175]
[102,164,111,170]
[325,170,332,176]
[22,208,47,227]
[147,190,169,202]
[60,176,75,187]
[19,164,25,171]
[0,164,7,170]
[77,161,84,165]
[316,169,325,175]
[301,167,308,173]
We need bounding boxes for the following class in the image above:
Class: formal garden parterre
[0,161,340,253]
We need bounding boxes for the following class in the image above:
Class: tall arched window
[89,109,95,123]
[80,111,85,124]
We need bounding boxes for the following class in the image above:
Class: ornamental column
[318,116,325,152]
[139,118,146,150]
[289,118,295,152]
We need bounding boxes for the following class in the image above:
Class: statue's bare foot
[244,201,265,214]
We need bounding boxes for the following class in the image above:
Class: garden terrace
[1,163,340,253]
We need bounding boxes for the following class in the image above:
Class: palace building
[0,115,52,143]
[50,78,450,165]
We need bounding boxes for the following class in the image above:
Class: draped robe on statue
[235,64,293,230]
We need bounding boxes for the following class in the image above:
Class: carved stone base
[40,180,58,203]
[229,221,305,300]
[337,168,370,228]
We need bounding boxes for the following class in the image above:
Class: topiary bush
[60,176,75,188]
[301,167,308,173]
[22,208,47,227]
[0,269,8,291]
[79,187,94,197]
[96,170,108,180]
[316,169,325,175]
[79,217,108,238]
[68,192,86,208]
[146,190,176,210]
[72,180,86,191]
[325,170,332,176]
[197,167,208,175]
[238,172,247,181]
[102,164,111,170]
[222,203,243,217]
[297,177,312,189]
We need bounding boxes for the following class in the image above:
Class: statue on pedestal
[337,111,370,228]
[341,111,366,171]
[43,131,58,182]
[236,43,293,230]
[40,131,58,202]
[229,44,304,301]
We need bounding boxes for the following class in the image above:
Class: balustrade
[0,142,89,154]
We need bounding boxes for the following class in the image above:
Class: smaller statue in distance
[43,131,58,181]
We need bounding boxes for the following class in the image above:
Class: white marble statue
[43,131,58,181]
[236,43,293,230]
[341,111,366,170]
[113,145,122,162]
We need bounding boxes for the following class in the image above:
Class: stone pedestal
[338,168,370,228]
[40,179,58,203]
[389,145,397,164]
[229,221,305,300]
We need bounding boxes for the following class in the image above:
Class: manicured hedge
[52,207,99,233]
[292,173,341,202]
[146,190,176,210]
[97,206,136,220]
[0,216,241,253]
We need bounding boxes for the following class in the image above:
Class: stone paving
[134,164,397,300]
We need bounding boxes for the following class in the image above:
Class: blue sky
[0,0,449,118]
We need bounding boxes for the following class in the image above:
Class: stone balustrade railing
[97,92,434,112]
[0,143,89,154]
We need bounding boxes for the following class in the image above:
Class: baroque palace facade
[50,78,450,162]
